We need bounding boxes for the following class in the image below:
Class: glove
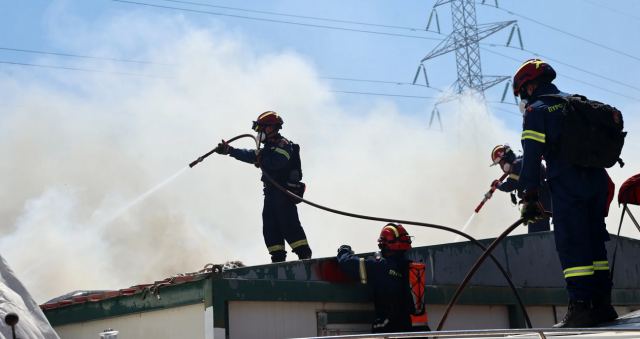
[254,149,262,168]
[491,179,501,189]
[214,139,232,155]
[337,245,354,255]
[520,190,545,225]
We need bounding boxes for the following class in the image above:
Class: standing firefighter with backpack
[216,111,312,263]
[514,59,625,327]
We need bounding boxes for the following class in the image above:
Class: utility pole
[414,0,523,128]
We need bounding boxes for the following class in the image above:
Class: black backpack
[544,94,626,168]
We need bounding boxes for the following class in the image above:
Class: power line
[114,0,640,100]
[488,104,520,117]
[332,90,518,107]
[332,89,521,117]
[321,76,443,91]
[0,60,169,79]
[0,47,161,65]
[583,0,640,24]
[112,0,442,41]
[2,3,637,103]
[483,3,640,63]
[157,0,426,32]
[485,44,640,93]
[480,47,640,102]
[331,90,436,99]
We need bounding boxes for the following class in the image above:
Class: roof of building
[41,232,640,328]
[40,264,222,311]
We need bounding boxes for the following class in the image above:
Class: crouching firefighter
[337,224,429,333]
[490,144,551,232]
[216,111,312,263]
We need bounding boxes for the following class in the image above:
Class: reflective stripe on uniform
[563,265,594,278]
[593,260,610,271]
[289,239,308,249]
[273,147,290,160]
[521,130,546,143]
[359,258,368,284]
[267,244,285,253]
[509,173,520,180]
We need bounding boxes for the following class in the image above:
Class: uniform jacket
[228,135,298,193]
[520,82,572,192]
[337,248,414,332]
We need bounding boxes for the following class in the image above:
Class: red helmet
[252,111,283,131]
[490,144,514,166]
[512,59,556,96]
[378,223,412,251]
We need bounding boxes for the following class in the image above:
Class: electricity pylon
[413,0,523,128]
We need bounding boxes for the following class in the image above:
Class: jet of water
[96,166,189,228]
[454,212,477,242]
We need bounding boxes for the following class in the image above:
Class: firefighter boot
[552,300,596,328]
[592,294,618,324]
[270,250,286,263]
[293,245,312,260]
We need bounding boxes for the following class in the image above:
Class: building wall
[228,301,371,339]
[54,304,205,339]
[227,301,538,339]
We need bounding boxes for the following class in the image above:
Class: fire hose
[189,134,533,329]
[475,172,509,213]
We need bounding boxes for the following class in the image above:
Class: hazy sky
[1,1,639,302]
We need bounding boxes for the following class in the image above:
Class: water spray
[453,173,508,242]
[190,134,533,328]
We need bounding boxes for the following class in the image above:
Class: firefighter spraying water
[194,111,312,263]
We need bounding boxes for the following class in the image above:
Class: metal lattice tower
[450,0,483,93]
[414,0,523,128]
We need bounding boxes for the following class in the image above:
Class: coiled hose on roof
[190,134,533,329]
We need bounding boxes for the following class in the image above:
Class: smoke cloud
[0,11,637,302]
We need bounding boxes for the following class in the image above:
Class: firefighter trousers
[550,168,611,301]
[262,188,311,262]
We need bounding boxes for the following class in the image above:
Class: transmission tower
[413,0,523,128]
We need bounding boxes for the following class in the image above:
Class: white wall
[228,301,372,339]
[54,303,204,339]
[227,302,584,338]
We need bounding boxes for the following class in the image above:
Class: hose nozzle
[189,146,221,168]
[189,156,205,168]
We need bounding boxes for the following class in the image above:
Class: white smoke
[0,11,637,303]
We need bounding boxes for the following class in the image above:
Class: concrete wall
[54,304,205,339]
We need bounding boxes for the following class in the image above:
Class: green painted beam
[45,279,207,326]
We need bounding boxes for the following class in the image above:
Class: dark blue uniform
[519,83,611,302]
[229,136,311,262]
[337,248,414,333]
[496,156,551,232]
